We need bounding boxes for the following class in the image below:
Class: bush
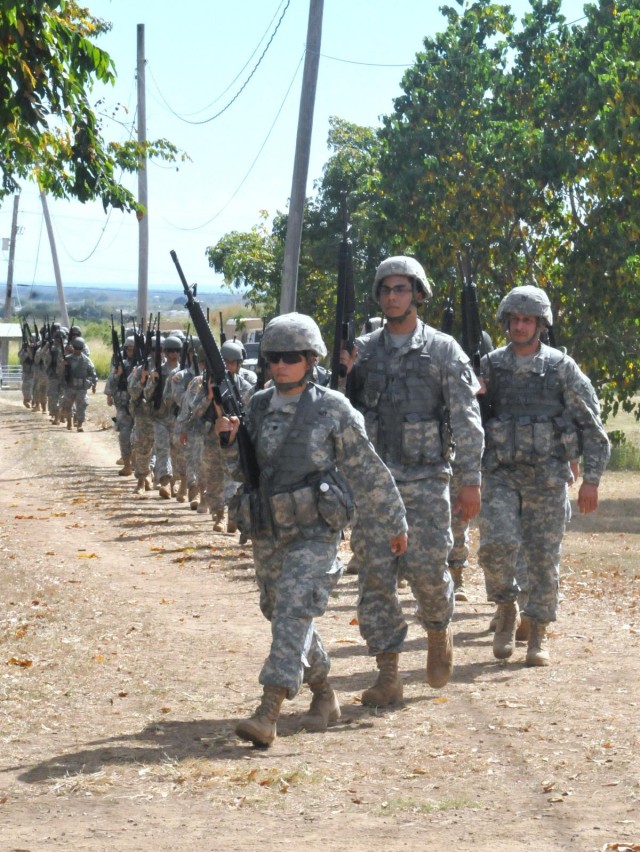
[607,442,640,472]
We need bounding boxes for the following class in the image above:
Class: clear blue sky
[0,0,588,295]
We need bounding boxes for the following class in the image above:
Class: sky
[0,0,588,297]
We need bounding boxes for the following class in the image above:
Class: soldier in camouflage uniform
[216,313,407,748]
[105,337,135,476]
[341,256,484,705]
[221,339,258,400]
[44,325,67,424]
[479,286,610,666]
[32,339,49,413]
[144,336,182,499]
[191,373,230,531]
[162,338,194,502]
[60,337,97,431]
[176,344,207,510]
[18,336,36,408]
[128,357,156,494]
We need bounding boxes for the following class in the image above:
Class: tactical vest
[245,384,354,539]
[355,327,446,466]
[484,346,581,464]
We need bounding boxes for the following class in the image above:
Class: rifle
[441,278,456,336]
[330,234,356,394]
[151,318,164,409]
[111,315,128,390]
[457,250,491,422]
[170,250,263,533]
[120,310,126,347]
[219,311,226,345]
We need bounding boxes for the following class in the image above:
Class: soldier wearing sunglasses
[215,312,408,748]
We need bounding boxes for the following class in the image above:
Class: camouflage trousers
[33,372,48,409]
[47,376,62,415]
[252,533,343,698]
[151,415,173,480]
[21,374,34,402]
[478,467,568,623]
[200,429,226,513]
[448,467,470,567]
[184,429,203,488]
[170,418,187,480]
[114,405,134,458]
[132,412,155,478]
[60,388,88,424]
[352,476,454,655]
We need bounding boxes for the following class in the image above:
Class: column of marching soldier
[14,257,610,748]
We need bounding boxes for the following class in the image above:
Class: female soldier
[215,313,407,747]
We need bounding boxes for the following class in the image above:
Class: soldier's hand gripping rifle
[170,250,263,532]
[330,235,356,396]
[458,250,491,422]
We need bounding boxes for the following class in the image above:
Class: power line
[148,0,291,126]
[165,51,305,233]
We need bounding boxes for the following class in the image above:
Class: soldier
[44,324,67,424]
[128,356,156,495]
[18,334,36,408]
[478,285,610,666]
[105,336,135,476]
[144,336,182,499]
[60,337,97,431]
[341,256,484,705]
[220,339,257,398]
[32,334,49,413]
[216,313,407,748]
[176,343,207,510]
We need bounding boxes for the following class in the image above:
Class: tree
[0,0,179,211]
[377,0,640,417]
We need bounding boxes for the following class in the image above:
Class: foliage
[0,0,181,210]
[205,2,640,415]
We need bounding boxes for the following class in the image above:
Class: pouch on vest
[316,473,355,532]
[361,373,385,409]
[513,417,535,463]
[485,415,515,464]
[269,485,318,533]
[401,417,443,466]
[555,416,582,460]
[533,420,555,458]
[363,410,379,446]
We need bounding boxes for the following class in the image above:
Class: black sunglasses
[264,351,306,364]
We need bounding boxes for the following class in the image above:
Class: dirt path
[0,389,639,852]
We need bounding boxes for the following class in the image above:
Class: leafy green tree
[0,0,179,210]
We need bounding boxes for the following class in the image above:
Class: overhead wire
[148,0,291,126]
[165,50,305,233]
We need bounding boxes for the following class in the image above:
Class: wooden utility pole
[40,191,70,327]
[136,23,149,323]
[280,0,324,314]
[1,193,20,366]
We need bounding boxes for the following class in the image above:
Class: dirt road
[0,389,638,851]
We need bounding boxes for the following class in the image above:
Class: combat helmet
[71,336,85,350]
[261,313,327,358]
[162,335,183,352]
[221,340,247,362]
[372,256,433,300]
[496,286,553,328]
[69,325,82,338]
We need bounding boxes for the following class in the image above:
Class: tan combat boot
[175,478,188,503]
[450,565,468,602]
[158,475,172,499]
[66,415,72,430]
[426,625,454,688]
[235,685,287,747]
[134,476,147,495]
[526,621,550,667]
[118,456,133,477]
[23,399,31,408]
[516,614,531,642]
[299,679,341,732]
[361,652,403,707]
[188,485,200,510]
[493,601,520,660]
[212,509,225,532]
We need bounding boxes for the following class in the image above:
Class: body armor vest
[356,327,445,465]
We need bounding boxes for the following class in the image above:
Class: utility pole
[280,0,324,314]
[136,23,149,323]
[40,191,70,327]
[1,193,20,366]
